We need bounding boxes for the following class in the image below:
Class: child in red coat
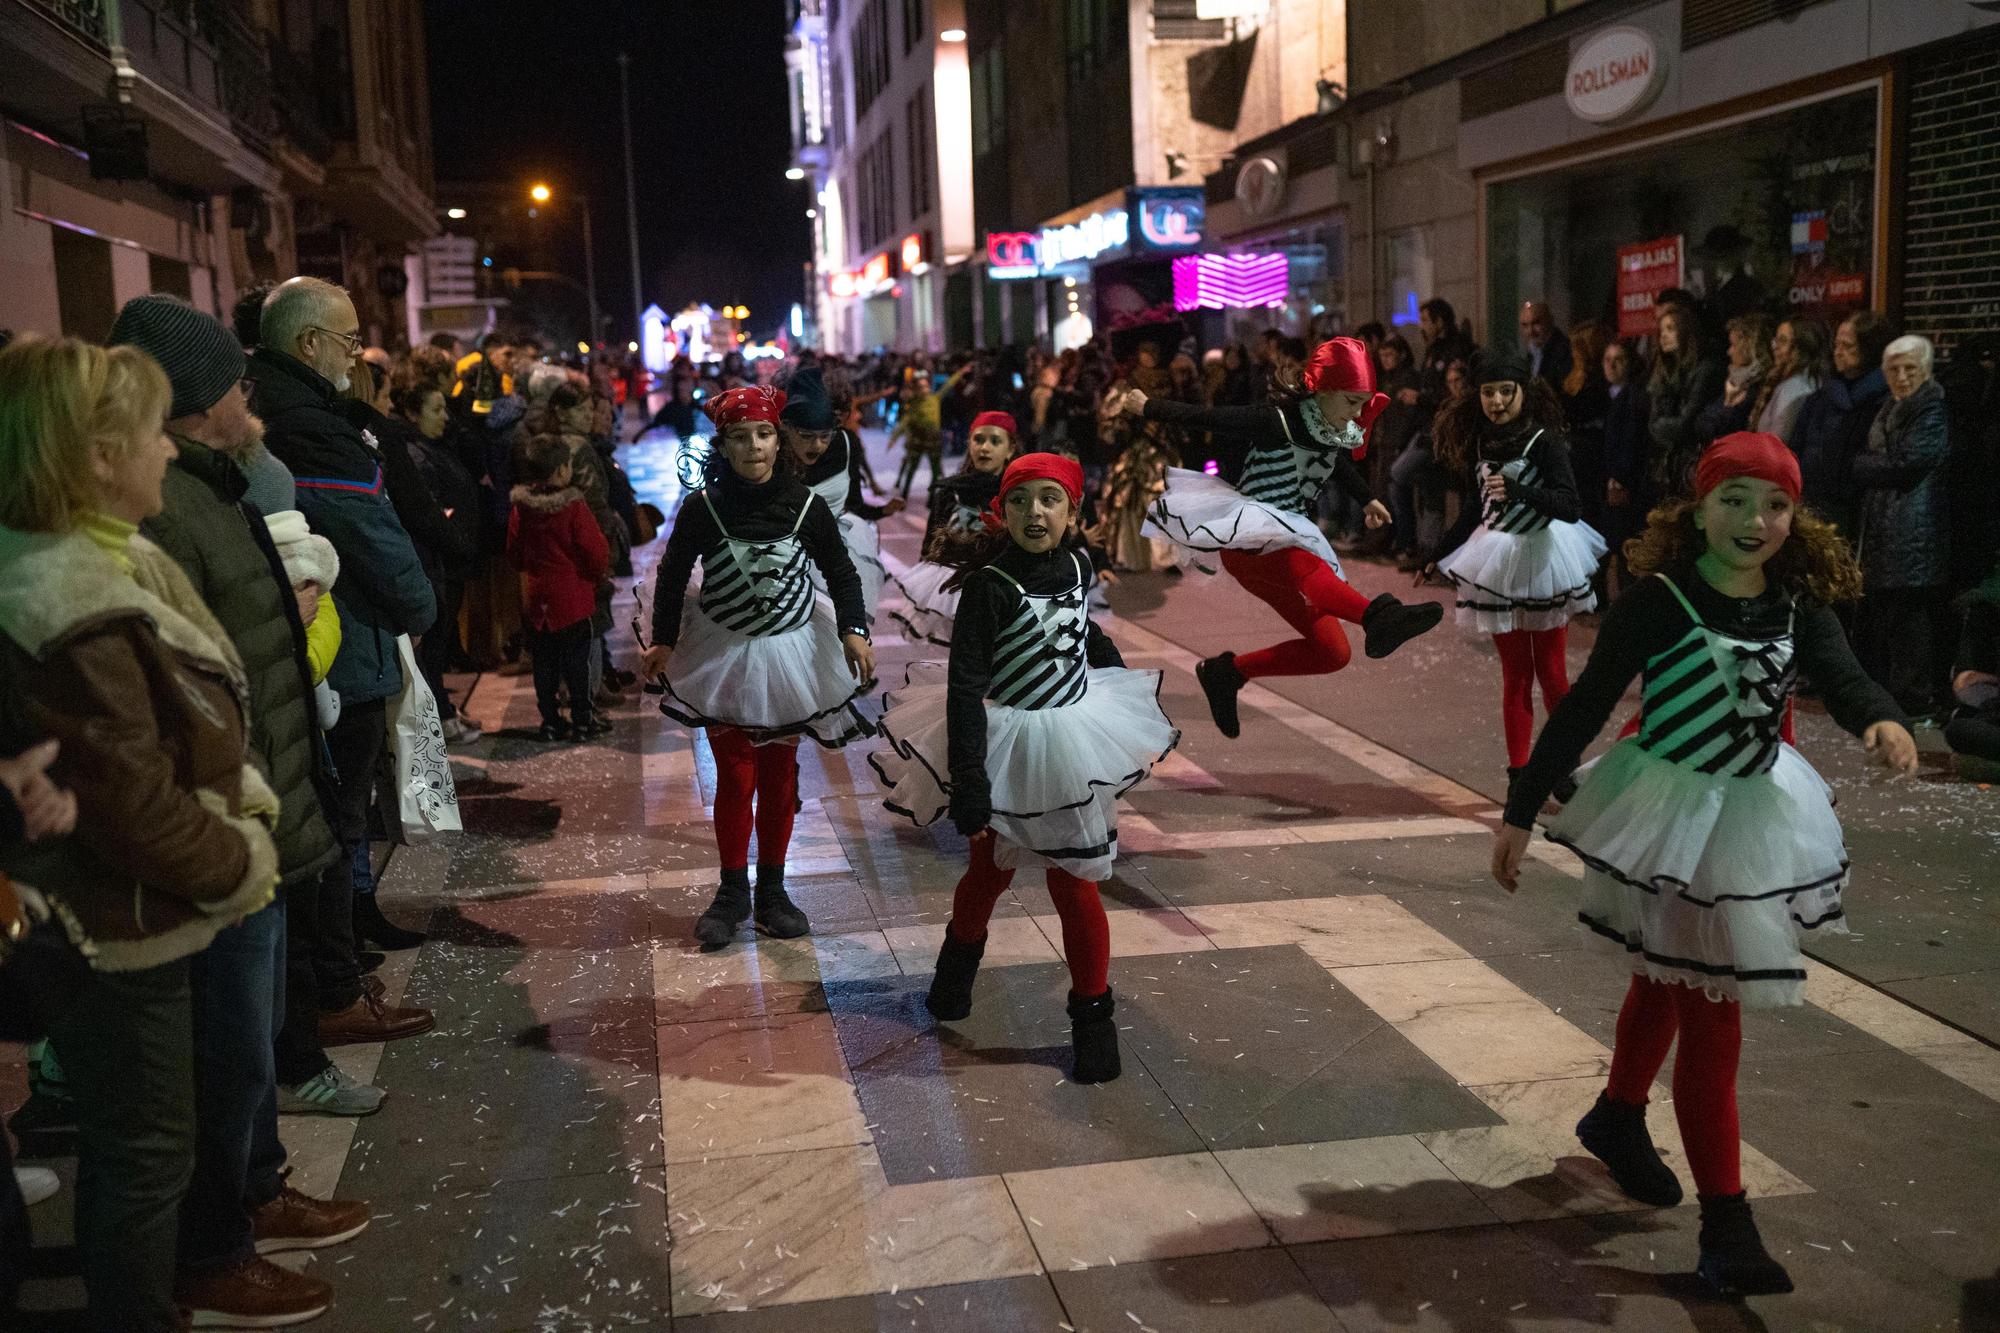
[508,435,612,740]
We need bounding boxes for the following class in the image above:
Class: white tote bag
[385,633,461,841]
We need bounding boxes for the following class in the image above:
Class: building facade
[2,0,436,346]
[787,0,974,355]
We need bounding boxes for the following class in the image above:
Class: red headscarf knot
[981,453,1086,532]
[1695,432,1802,503]
[703,385,787,430]
[970,410,1017,436]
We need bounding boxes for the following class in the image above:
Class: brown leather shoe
[254,1184,371,1254]
[176,1254,330,1328]
[317,990,434,1047]
[360,972,386,1001]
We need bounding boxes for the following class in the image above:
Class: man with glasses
[246,278,438,1029]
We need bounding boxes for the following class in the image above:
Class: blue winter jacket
[247,349,435,704]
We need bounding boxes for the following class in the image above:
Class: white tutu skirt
[661,598,872,747]
[1437,521,1604,633]
[870,662,1181,881]
[1545,738,1848,1008]
[887,560,960,646]
[809,513,886,624]
[1144,468,1342,576]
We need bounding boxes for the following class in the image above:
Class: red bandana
[1695,432,1802,503]
[983,452,1085,530]
[703,385,787,430]
[1301,336,1390,453]
[970,410,1018,436]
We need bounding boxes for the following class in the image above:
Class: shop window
[1384,228,1434,335]
[52,227,116,343]
[1484,87,1878,351]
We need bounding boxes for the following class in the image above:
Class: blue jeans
[1390,440,1440,555]
[177,899,287,1274]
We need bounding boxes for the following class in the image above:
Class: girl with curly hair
[1491,432,1917,1299]
[1427,353,1607,775]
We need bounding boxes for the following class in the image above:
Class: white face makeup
[1694,477,1795,575]
[1003,480,1073,554]
[966,425,1015,475]
[1479,381,1523,424]
[782,423,834,466]
[721,419,780,482]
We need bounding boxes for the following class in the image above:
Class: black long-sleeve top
[798,429,892,520]
[1504,566,1905,828]
[946,542,1124,799]
[649,467,868,647]
[922,468,1004,552]
[1436,421,1584,559]
[1140,398,1373,513]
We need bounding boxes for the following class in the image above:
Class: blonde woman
[0,337,287,1331]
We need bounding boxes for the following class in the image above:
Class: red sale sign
[1616,235,1684,337]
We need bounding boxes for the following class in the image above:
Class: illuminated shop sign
[986,231,1040,279]
[1172,253,1287,311]
[827,270,859,299]
[1132,187,1205,252]
[860,252,892,290]
[901,231,927,274]
[1041,209,1129,267]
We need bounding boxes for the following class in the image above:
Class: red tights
[945,834,1111,997]
[709,726,799,870]
[1604,975,1743,1196]
[1220,547,1373,679]
[1494,627,1572,768]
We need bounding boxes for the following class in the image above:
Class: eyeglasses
[308,325,364,353]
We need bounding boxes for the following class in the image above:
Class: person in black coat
[1599,338,1652,591]
[1788,310,1894,537]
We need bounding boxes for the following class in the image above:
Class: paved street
[111,425,1996,1331]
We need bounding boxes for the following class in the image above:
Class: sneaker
[278,1065,386,1117]
[253,1185,371,1254]
[441,716,483,746]
[1696,1191,1794,1297]
[536,721,571,743]
[14,1165,59,1206]
[694,877,752,947]
[571,715,614,740]
[752,882,811,939]
[176,1254,331,1328]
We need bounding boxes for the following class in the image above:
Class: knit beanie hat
[238,444,298,517]
[109,294,245,419]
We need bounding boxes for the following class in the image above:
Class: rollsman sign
[1566,26,1666,124]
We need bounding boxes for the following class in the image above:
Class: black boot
[752,866,811,939]
[1696,1191,1794,1297]
[1067,988,1121,1084]
[694,869,753,947]
[1361,593,1445,659]
[1194,653,1247,739]
[1575,1093,1683,1206]
[925,930,986,1021]
[354,894,426,951]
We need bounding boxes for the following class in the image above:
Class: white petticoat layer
[1144,467,1342,576]
[660,597,872,747]
[870,661,1180,881]
[1437,521,1605,633]
[1544,738,1848,1008]
[886,559,961,646]
[807,512,886,624]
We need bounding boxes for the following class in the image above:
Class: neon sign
[1171,253,1286,311]
[1040,210,1129,267]
[1134,188,1205,251]
[986,231,1040,279]
[900,232,926,273]
[860,252,892,289]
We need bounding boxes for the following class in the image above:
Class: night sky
[423,0,811,340]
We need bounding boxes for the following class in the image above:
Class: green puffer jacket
[141,436,338,885]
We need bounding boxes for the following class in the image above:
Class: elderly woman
[1852,333,1952,715]
[0,337,282,1331]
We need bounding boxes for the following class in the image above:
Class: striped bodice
[984,550,1090,709]
[1635,575,1795,776]
[805,434,851,514]
[696,491,814,636]
[1237,404,1362,517]
[1477,430,1553,534]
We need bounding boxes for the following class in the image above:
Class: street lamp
[527,182,600,349]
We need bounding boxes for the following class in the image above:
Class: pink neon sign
[1172,253,1288,311]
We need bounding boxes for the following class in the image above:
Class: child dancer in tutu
[643,385,876,946]
[1114,337,1441,739]
[1493,432,1916,1297]
[873,454,1178,1082]
[887,410,1018,646]
[780,366,904,625]
[1427,354,1606,777]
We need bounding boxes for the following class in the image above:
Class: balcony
[25,0,107,48]
[213,4,277,149]
[268,34,334,163]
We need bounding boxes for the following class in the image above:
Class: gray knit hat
[109,293,245,418]
[238,444,297,516]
